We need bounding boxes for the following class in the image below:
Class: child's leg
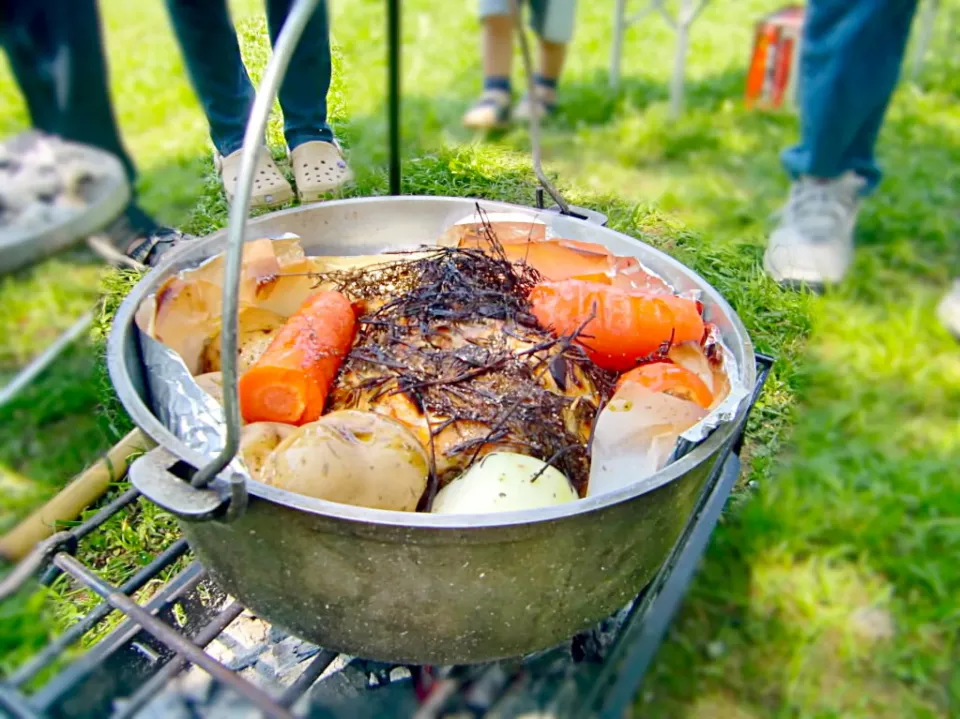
[482,13,515,83]
[463,2,515,129]
[533,39,566,106]
[517,0,575,117]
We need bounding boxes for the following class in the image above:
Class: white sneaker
[937,279,960,339]
[763,172,866,287]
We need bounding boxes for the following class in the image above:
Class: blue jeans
[781,0,919,193]
[1,0,160,235]
[1,0,136,184]
[164,0,334,157]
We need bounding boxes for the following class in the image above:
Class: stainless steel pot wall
[108,196,756,664]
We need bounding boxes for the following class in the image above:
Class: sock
[483,76,512,96]
[533,74,558,90]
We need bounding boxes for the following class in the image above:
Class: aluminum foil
[680,334,748,444]
[139,331,250,478]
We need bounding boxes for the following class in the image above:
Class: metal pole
[610,0,627,89]
[388,0,402,195]
[0,310,94,409]
[911,0,940,80]
[669,0,694,119]
[512,0,570,214]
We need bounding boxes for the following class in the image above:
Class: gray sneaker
[763,172,866,288]
[937,280,960,339]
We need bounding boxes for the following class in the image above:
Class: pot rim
[108,195,756,529]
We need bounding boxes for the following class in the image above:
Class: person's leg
[164,0,255,157]
[0,2,60,134]
[516,0,574,118]
[1,0,182,262]
[2,0,138,185]
[765,0,919,287]
[264,0,350,201]
[463,1,514,129]
[264,0,334,150]
[781,0,919,192]
[165,0,293,207]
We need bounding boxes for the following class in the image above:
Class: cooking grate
[0,355,771,719]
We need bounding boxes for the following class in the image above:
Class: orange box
[745,5,804,110]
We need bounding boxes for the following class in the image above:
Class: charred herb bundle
[321,219,616,506]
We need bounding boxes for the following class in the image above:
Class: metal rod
[0,310,93,409]
[28,563,206,713]
[511,0,570,215]
[387,0,402,195]
[911,0,940,80]
[668,0,694,119]
[609,0,627,89]
[10,538,189,687]
[53,554,296,719]
[112,601,247,719]
[192,0,322,489]
[37,487,143,586]
[0,685,38,719]
[72,487,142,542]
[0,531,74,604]
[277,649,339,708]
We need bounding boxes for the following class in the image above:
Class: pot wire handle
[511,0,570,215]
[191,0,322,489]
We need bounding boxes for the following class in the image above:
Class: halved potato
[240,422,297,480]
[260,410,429,511]
[200,307,286,374]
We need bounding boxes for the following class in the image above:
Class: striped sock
[483,76,512,94]
[534,73,558,90]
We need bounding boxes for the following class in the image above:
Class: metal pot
[108,196,756,664]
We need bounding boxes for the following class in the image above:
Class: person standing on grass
[163,0,352,210]
[763,0,959,336]
[0,0,181,266]
[462,0,576,130]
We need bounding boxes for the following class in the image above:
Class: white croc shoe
[290,141,353,203]
[937,279,960,339]
[763,172,866,288]
[216,146,294,209]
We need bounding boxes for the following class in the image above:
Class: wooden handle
[0,429,153,562]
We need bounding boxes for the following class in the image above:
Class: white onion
[432,453,577,514]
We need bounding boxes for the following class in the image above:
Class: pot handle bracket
[128,447,248,523]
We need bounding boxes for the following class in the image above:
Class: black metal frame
[0,355,772,719]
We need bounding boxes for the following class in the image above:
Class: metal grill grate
[0,356,772,719]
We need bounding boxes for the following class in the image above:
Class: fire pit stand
[0,355,772,719]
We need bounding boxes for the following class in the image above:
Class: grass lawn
[2,0,959,715]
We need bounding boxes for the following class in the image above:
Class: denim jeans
[781,0,919,193]
[0,0,162,235]
[0,0,138,185]
[164,0,334,157]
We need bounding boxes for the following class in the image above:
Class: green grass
[1,0,958,715]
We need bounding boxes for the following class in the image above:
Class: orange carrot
[616,362,714,409]
[238,291,357,425]
[529,280,704,372]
